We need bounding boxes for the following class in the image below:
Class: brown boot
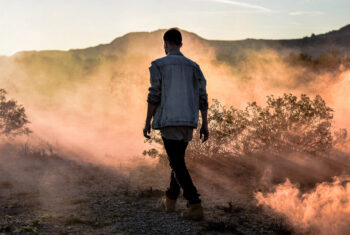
[181,202,204,220]
[160,195,176,212]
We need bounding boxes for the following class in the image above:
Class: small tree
[0,89,31,137]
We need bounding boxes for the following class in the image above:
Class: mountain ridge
[10,24,350,57]
[78,23,350,56]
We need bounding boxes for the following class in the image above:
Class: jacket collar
[167,50,183,56]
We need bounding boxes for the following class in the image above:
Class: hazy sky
[1,0,349,55]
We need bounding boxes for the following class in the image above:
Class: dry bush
[0,89,31,137]
[144,93,346,162]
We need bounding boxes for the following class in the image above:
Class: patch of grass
[39,214,54,223]
[136,187,163,198]
[14,225,38,234]
[6,201,21,209]
[0,181,13,189]
[64,215,110,229]
[215,201,244,213]
[14,192,30,197]
[65,215,86,226]
[202,221,242,234]
[70,198,89,205]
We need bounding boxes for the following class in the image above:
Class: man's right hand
[143,122,151,139]
[200,123,209,143]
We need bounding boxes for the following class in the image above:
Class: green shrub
[0,89,31,136]
[144,93,346,161]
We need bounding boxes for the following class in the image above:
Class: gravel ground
[0,188,292,235]
[0,143,293,235]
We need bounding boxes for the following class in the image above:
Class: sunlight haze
[1,0,349,55]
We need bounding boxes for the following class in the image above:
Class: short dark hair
[163,28,182,46]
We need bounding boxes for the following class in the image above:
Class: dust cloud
[256,176,350,235]
[0,29,350,233]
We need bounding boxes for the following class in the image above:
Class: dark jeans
[162,136,201,204]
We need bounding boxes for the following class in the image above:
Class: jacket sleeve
[147,61,162,105]
[195,64,209,110]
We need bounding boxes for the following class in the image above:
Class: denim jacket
[147,49,209,130]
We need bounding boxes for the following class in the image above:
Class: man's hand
[144,103,158,139]
[143,122,151,139]
[200,123,209,143]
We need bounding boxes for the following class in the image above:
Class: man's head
[163,28,182,55]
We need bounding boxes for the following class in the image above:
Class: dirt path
[0,188,291,234]
[0,143,292,234]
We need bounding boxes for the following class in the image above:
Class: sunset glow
[1,1,350,234]
[1,0,350,55]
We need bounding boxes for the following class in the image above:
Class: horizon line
[1,23,348,57]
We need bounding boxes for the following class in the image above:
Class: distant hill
[209,24,350,64]
[74,23,350,56]
[7,23,350,70]
[0,24,349,102]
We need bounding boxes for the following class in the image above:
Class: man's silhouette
[143,28,209,220]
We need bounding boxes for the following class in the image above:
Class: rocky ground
[0,142,293,235]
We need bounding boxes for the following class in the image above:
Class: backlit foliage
[144,94,346,161]
[0,89,31,137]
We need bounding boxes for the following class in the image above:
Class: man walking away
[143,28,209,220]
